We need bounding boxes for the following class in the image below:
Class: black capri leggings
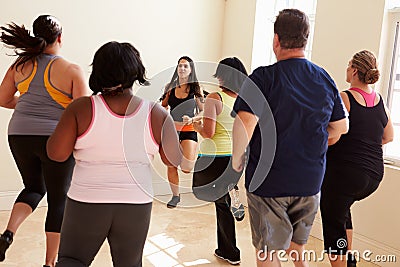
[192,156,241,260]
[192,155,242,202]
[8,135,75,233]
[320,161,380,255]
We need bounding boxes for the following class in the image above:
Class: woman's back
[69,95,159,204]
[328,90,388,179]
[14,56,79,96]
[199,91,236,156]
[9,54,77,135]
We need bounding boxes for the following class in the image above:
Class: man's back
[234,58,345,197]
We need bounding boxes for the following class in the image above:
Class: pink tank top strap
[349,87,376,107]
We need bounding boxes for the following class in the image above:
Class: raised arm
[0,67,18,109]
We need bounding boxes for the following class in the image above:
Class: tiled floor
[0,193,379,267]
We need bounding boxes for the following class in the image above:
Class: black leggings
[57,198,152,267]
[320,161,380,255]
[8,135,75,233]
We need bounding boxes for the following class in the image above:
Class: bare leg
[0,203,32,262]
[45,232,60,267]
[256,248,281,267]
[167,166,180,196]
[180,140,198,173]
[167,139,197,208]
[346,229,353,250]
[328,254,346,267]
[6,202,33,233]
[286,242,309,267]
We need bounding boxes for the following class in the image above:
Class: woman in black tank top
[161,56,204,208]
[320,50,394,267]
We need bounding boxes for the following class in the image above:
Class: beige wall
[0,0,226,204]
[1,0,399,262]
[220,0,257,72]
[312,0,386,91]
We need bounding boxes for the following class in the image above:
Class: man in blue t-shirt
[231,9,348,267]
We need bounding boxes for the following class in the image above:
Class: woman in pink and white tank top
[47,41,181,267]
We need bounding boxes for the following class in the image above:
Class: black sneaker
[347,253,357,267]
[0,231,13,262]
[167,195,180,208]
[214,249,241,265]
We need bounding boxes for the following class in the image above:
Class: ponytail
[1,15,62,70]
[0,23,46,70]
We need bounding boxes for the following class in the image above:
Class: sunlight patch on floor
[144,233,211,267]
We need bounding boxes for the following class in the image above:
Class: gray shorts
[247,191,320,252]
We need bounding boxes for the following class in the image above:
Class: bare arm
[328,91,349,145]
[151,103,182,167]
[69,64,90,99]
[193,93,220,138]
[195,87,205,112]
[0,67,19,109]
[340,91,350,112]
[232,111,258,172]
[382,105,394,145]
[327,118,349,145]
[47,99,82,161]
[161,88,170,109]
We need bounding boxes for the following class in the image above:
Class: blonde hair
[351,50,380,84]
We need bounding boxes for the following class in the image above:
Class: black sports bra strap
[216,92,222,102]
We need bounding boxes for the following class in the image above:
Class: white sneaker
[228,185,245,221]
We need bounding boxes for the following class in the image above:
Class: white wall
[0,0,226,208]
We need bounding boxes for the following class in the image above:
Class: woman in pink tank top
[47,41,181,267]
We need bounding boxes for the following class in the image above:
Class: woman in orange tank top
[160,56,204,208]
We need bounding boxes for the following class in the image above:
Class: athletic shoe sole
[214,251,241,265]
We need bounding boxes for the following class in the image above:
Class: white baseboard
[311,214,399,267]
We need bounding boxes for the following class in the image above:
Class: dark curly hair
[89,41,148,96]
